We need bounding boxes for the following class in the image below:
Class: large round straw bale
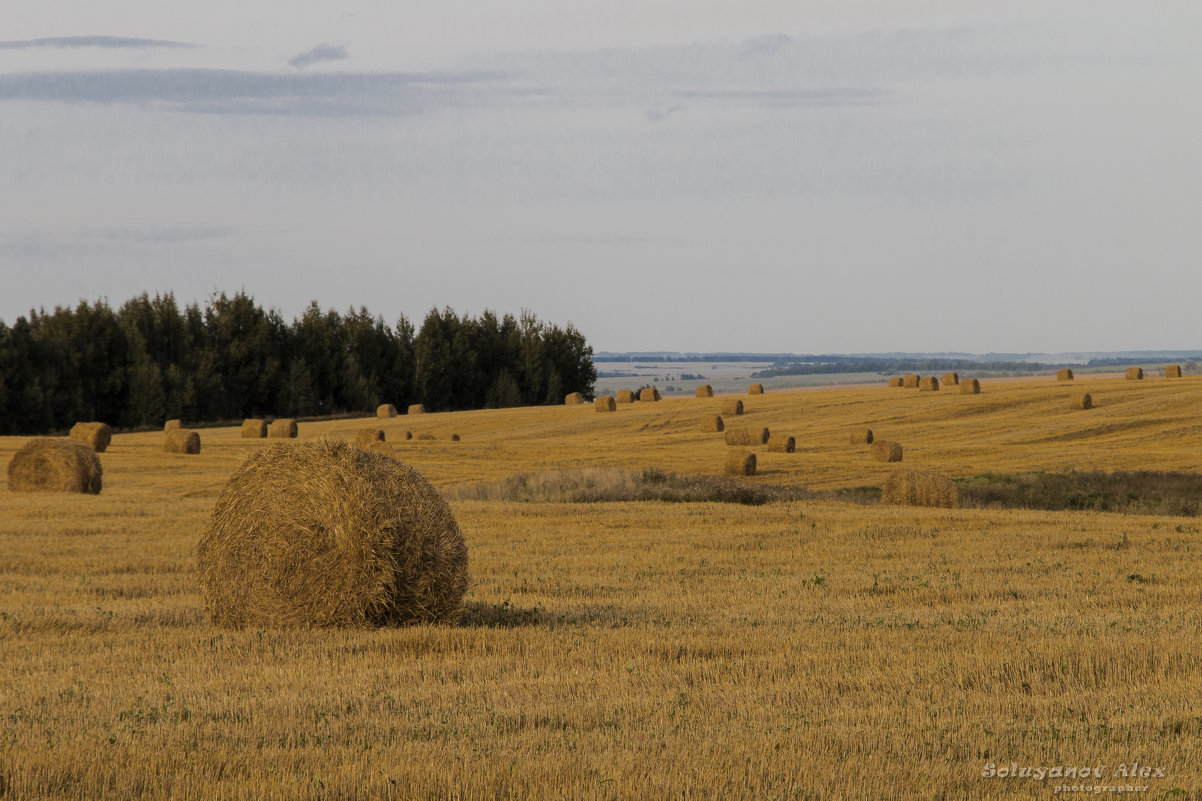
[724,427,754,446]
[69,422,112,452]
[701,415,725,433]
[354,429,386,448]
[870,440,903,462]
[881,469,957,508]
[724,450,756,476]
[747,383,765,395]
[1165,364,1182,378]
[164,419,182,431]
[197,439,469,628]
[407,404,425,415]
[616,390,635,404]
[887,377,904,388]
[960,378,981,395]
[767,434,795,453]
[377,404,398,418]
[918,376,940,392]
[695,384,714,397]
[241,419,267,438]
[1125,367,1144,380]
[902,374,921,389]
[594,395,617,412]
[269,418,298,438]
[7,438,102,494]
[564,392,585,405]
[941,372,959,386]
[721,399,744,416]
[850,428,873,445]
[1056,368,1074,381]
[639,387,661,402]
[164,429,201,454]
[1071,393,1092,410]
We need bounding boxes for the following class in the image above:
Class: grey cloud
[0,36,194,50]
[739,34,791,58]
[289,43,350,69]
[675,87,881,108]
[645,105,683,122]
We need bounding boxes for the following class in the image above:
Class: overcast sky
[2,2,1200,353]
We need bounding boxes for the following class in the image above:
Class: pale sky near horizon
[2,2,1200,354]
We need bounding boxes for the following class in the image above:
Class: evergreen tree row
[0,292,596,435]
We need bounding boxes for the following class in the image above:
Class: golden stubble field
[2,374,1202,800]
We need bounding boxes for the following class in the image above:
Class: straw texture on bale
[640,387,661,402]
[415,433,436,441]
[594,396,617,412]
[376,404,398,418]
[164,419,182,431]
[353,429,386,448]
[407,404,425,415]
[881,469,958,509]
[850,428,873,445]
[1125,367,1144,380]
[1165,364,1182,378]
[616,390,635,404]
[902,375,921,389]
[241,419,267,438]
[918,376,940,392]
[721,399,744,416]
[960,378,981,395]
[695,384,714,397]
[887,377,904,388]
[747,384,765,395]
[69,422,112,452]
[724,450,756,477]
[564,392,585,405]
[269,418,298,438]
[1072,393,1093,410]
[870,440,903,462]
[701,415,725,433]
[724,427,755,446]
[767,435,796,453]
[1057,368,1074,381]
[941,372,959,386]
[7,438,102,494]
[197,439,469,629]
[164,429,201,454]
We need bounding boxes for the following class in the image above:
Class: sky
[2,2,1200,354]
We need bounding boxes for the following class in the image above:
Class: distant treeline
[0,292,596,435]
[751,357,1048,378]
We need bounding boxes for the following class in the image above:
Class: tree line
[0,292,596,435]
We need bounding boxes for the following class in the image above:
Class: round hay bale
[724,450,756,476]
[959,378,981,395]
[850,428,873,445]
[721,399,744,416]
[1056,368,1074,381]
[887,377,904,388]
[376,404,398,418]
[69,422,112,453]
[941,372,959,386]
[767,434,795,453]
[451,434,461,442]
[164,419,182,431]
[695,384,714,398]
[415,432,436,441]
[268,418,298,438]
[639,387,661,402]
[870,440,903,462]
[594,395,617,412]
[164,429,201,454]
[1071,393,1092,410]
[354,429,386,449]
[724,427,755,446]
[615,389,635,404]
[1165,364,1182,378]
[701,415,725,433]
[757,427,770,445]
[902,374,921,389]
[7,438,102,494]
[1125,367,1144,380]
[881,469,957,508]
[404,431,413,440]
[747,383,765,395]
[564,392,585,405]
[197,439,469,628]
[241,419,268,438]
[918,376,940,392]
[407,404,425,415]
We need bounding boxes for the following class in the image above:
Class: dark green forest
[0,292,596,435]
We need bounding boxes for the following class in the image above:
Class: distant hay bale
[594,395,617,412]
[941,372,959,385]
[564,392,585,405]
[767,434,795,453]
[902,374,921,389]
[1071,393,1092,410]
[724,450,756,476]
[197,439,469,628]
[881,469,958,509]
[164,429,201,454]
[241,419,268,438]
[1125,367,1144,380]
[407,404,425,415]
[747,384,765,395]
[1057,368,1074,381]
[451,434,461,442]
[69,422,112,453]
[724,427,755,446]
[164,419,182,431]
[7,438,102,494]
[404,431,413,440]
[353,429,386,449]
[268,418,298,439]
[887,377,904,388]
[415,433,436,441]
[918,376,940,392]
[639,387,661,402]
[870,440,903,462]
[1165,364,1182,378]
[376,404,398,418]
[960,378,981,395]
[721,399,744,416]
[699,415,724,433]
[616,390,635,404]
[695,384,714,397]
[850,428,873,445]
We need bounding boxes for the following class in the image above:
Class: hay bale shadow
[460,599,545,628]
